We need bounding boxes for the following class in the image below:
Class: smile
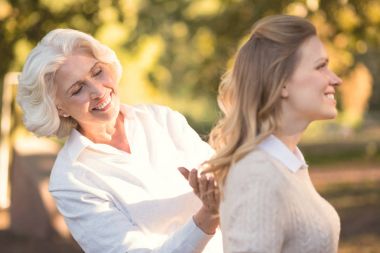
[93,94,112,110]
[325,93,335,100]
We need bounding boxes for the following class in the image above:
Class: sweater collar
[258,135,308,173]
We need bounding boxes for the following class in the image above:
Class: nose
[329,70,342,87]
[88,79,105,99]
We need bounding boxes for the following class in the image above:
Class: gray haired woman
[17,29,222,253]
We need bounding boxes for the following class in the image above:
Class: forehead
[55,52,98,86]
[297,36,327,63]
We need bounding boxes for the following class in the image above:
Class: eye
[316,61,328,70]
[71,84,84,96]
[93,66,102,77]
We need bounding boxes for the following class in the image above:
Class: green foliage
[1,0,380,134]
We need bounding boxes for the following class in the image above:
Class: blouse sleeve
[220,153,287,253]
[51,189,213,253]
[146,105,215,169]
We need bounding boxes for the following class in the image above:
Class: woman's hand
[178,167,220,234]
[178,167,220,214]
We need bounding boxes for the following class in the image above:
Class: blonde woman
[205,15,342,253]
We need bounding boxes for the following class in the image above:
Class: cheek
[63,96,89,110]
[104,70,118,88]
[287,82,318,109]
[289,72,324,95]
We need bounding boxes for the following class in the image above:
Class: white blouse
[49,104,222,253]
[258,134,308,173]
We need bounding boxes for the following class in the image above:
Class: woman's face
[282,35,342,123]
[54,50,120,129]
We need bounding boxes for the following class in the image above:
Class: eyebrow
[315,57,329,64]
[66,62,99,95]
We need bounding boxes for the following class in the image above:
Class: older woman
[17,29,222,253]
[205,15,341,253]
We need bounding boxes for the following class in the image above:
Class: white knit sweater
[220,148,340,253]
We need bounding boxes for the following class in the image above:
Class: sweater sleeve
[220,152,286,253]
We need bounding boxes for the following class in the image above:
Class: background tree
[1,1,379,251]
[1,0,380,136]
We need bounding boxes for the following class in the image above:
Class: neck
[274,112,310,152]
[79,112,131,153]
[273,132,302,152]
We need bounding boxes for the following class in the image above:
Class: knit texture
[220,149,340,253]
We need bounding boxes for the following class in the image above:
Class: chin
[321,109,338,120]
[310,108,337,121]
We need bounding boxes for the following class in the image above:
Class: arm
[178,167,220,235]
[146,105,215,168]
[159,106,220,236]
[49,105,220,253]
[51,189,213,253]
[220,158,286,253]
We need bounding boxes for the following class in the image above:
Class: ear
[281,84,289,98]
[56,105,69,118]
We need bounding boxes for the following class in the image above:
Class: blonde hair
[17,29,122,138]
[204,15,316,192]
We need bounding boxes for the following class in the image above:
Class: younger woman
[206,15,341,253]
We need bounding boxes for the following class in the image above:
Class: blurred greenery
[318,180,380,252]
[1,0,380,137]
[1,1,380,251]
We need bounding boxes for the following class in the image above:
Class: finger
[207,177,216,203]
[204,174,220,213]
[213,180,220,206]
[199,174,208,199]
[214,187,220,207]
[189,169,200,195]
[206,175,219,208]
[212,188,220,214]
[177,167,190,180]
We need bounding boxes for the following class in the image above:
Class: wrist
[193,207,219,235]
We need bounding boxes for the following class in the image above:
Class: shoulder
[49,150,111,203]
[231,149,279,179]
[126,104,184,122]
[128,103,178,116]
[221,149,289,220]
[48,147,76,192]
[225,149,286,192]
[126,103,188,130]
[49,141,91,194]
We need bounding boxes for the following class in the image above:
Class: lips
[324,88,336,101]
[93,93,112,111]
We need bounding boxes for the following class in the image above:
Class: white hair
[17,28,122,138]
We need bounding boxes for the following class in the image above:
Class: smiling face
[281,36,342,124]
[54,50,120,132]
